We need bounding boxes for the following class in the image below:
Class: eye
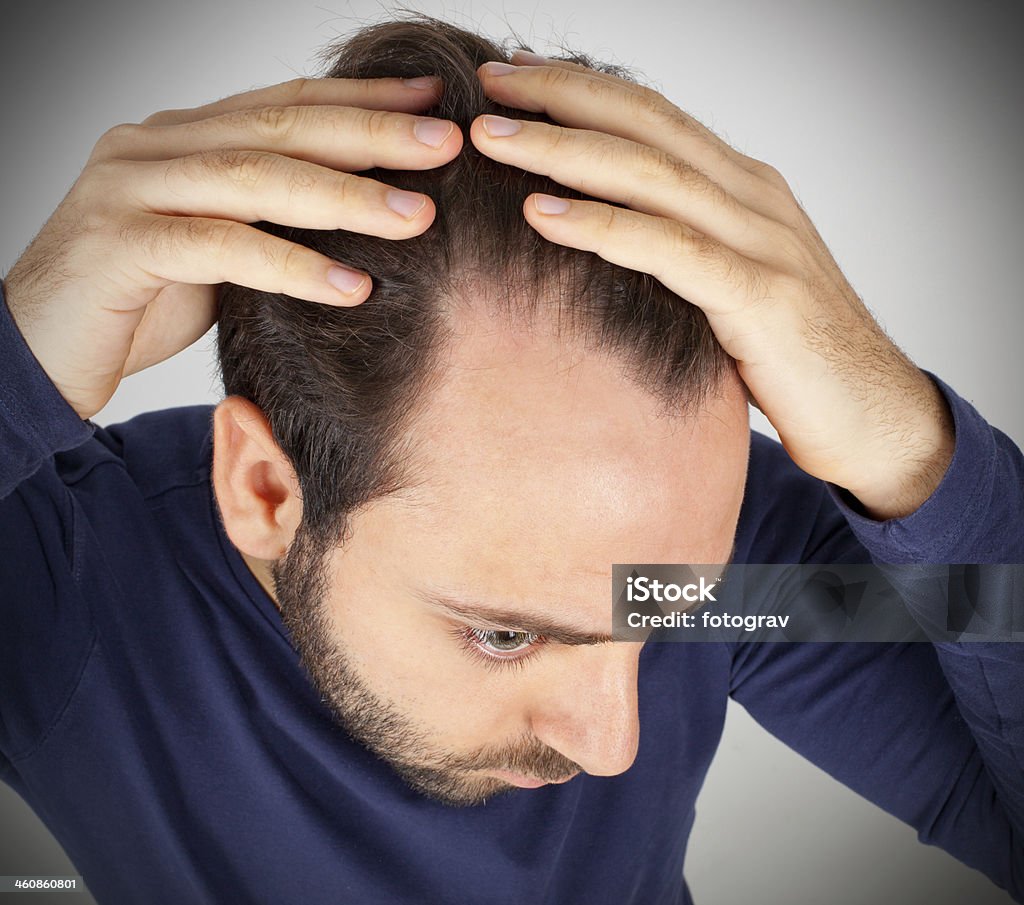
[452,626,547,672]
[470,628,540,654]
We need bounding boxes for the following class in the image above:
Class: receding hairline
[355,287,742,526]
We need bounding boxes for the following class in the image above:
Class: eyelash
[451,626,548,673]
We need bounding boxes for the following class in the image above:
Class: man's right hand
[2,75,461,421]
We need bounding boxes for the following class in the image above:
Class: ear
[211,396,303,560]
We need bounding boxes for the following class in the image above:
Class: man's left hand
[471,53,954,521]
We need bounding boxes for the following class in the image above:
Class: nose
[529,642,642,777]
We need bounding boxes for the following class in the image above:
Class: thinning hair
[216,14,733,551]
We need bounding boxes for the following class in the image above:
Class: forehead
[371,304,750,596]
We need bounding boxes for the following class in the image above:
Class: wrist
[843,374,956,521]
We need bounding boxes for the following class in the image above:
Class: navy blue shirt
[1,285,1022,904]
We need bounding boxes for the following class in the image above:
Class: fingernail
[327,265,367,295]
[482,115,522,138]
[481,61,518,77]
[386,190,426,219]
[534,194,571,215]
[403,75,441,89]
[512,51,549,66]
[413,118,454,148]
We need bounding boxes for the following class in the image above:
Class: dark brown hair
[216,14,732,552]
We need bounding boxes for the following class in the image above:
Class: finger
[504,54,799,225]
[93,105,461,169]
[470,115,791,263]
[120,283,217,377]
[141,75,444,127]
[117,213,373,309]
[118,151,435,239]
[481,58,747,171]
[509,50,649,94]
[520,194,776,325]
[477,61,778,216]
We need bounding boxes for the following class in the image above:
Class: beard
[270,519,581,807]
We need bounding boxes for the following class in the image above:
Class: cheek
[321,559,531,741]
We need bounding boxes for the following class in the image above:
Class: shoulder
[53,404,216,500]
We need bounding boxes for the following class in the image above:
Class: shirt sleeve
[0,282,96,498]
[730,370,1024,902]
[0,281,97,765]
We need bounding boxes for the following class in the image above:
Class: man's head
[212,16,750,806]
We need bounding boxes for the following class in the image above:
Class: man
[1,15,1021,905]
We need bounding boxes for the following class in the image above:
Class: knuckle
[593,204,625,256]
[578,71,640,115]
[633,85,676,124]
[648,217,691,279]
[737,160,804,227]
[544,65,576,92]
[748,158,789,190]
[275,239,308,276]
[205,148,279,190]
[641,92,705,143]
[765,183,807,229]
[286,165,319,199]
[651,151,731,208]
[645,101,685,138]
[246,231,300,277]
[595,204,646,259]
[250,103,300,141]
[359,107,393,142]
[587,132,633,177]
[330,172,359,208]
[599,204,619,235]
[651,149,699,189]
[140,108,181,127]
[166,150,204,186]
[175,216,220,253]
[91,123,142,160]
[545,124,578,159]
[209,220,250,260]
[279,77,314,104]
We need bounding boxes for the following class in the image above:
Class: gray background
[1,0,1021,902]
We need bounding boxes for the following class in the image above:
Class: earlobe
[211,396,302,561]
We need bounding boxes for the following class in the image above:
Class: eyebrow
[417,591,616,646]
[415,540,738,648]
